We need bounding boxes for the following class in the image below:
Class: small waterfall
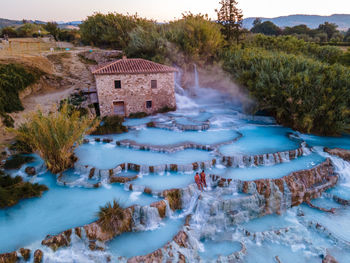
[132,205,162,231]
[181,184,201,216]
[139,165,149,175]
[193,64,199,91]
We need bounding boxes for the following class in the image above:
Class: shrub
[222,47,350,135]
[80,12,153,49]
[0,173,48,208]
[158,106,176,113]
[10,103,99,174]
[1,113,14,128]
[128,112,149,119]
[165,13,224,64]
[0,63,42,115]
[246,34,343,65]
[92,116,128,135]
[97,200,124,233]
[4,154,34,170]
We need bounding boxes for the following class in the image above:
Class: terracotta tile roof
[91,58,177,75]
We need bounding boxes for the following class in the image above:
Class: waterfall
[132,205,162,231]
[193,64,199,90]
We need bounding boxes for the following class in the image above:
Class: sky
[1,0,350,22]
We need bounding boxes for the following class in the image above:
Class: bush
[128,112,149,119]
[222,47,350,135]
[80,12,153,49]
[16,23,48,37]
[158,106,176,113]
[0,64,42,115]
[0,173,48,208]
[126,24,168,63]
[10,103,99,174]
[246,34,343,65]
[92,116,128,135]
[165,13,224,64]
[1,26,17,38]
[4,154,34,170]
[1,113,14,128]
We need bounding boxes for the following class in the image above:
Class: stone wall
[95,72,176,117]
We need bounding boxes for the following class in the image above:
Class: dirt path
[0,47,95,151]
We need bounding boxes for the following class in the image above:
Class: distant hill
[0,18,81,29]
[243,14,350,31]
[0,18,22,28]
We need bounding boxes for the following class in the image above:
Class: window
[146,101,152,109]
[114,80,121,89]
[151,80,157,89]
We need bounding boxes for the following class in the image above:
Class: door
[113,101,125,116]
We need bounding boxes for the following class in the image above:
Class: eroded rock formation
[42,229,72,251]
[241,159,337,215]
[0,252,17,263]
[19,248,30,261]
[33,250,43,263]
[324,147,350,162]
[84,207,133,242]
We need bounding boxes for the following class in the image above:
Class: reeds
[10,103,99,174]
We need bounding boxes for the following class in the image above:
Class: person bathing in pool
[200,170,207,188]
[195,172,203,191]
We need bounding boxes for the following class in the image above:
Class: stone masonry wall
[95,72,176,117]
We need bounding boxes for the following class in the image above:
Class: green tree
[79,12,152,49]
[16,23,47,37]
[216,0,244,44]
[317,22,339,41]
[44,22,60,41]
[251,21,281,36]
[345,29,350,42]
[283,24,312,36]
[166,13,224,64]
[1,27,17,38]
[126,24,168,62]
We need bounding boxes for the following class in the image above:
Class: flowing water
[2,70,350,262]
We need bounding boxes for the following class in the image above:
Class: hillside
[243,14,350,31]
[0,18,79,29]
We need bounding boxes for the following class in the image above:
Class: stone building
[91,57,177,117]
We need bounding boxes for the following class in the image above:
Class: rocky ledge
[324,147,350,162]
[242,158,337,215]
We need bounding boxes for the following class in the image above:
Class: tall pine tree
[216,0,243,44]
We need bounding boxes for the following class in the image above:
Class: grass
[97,199,125,233]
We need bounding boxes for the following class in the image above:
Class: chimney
[122,55,127,60]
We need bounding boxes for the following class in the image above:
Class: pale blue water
[212,153,325,181]
[108,216,185,259]
[218,125,299,155]
[0,169,158,253]
[75,143,214,169]
[132,172,194,192]
[299,133,350,150]
[89,127,239,146]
